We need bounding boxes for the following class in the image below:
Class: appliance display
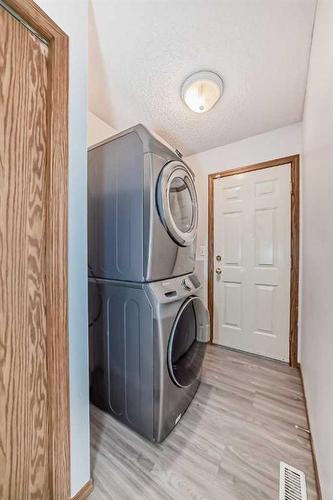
[89,274,210,442]
[88,124,198,283]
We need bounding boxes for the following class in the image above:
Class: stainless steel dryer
[88,124,198,282]
[89,274,209,442]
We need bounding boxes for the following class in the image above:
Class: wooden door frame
[3,0,70,497]
[208,155,300,368]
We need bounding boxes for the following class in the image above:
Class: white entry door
[213,164,291,361]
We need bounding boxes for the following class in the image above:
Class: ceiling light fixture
[181,71,223,113]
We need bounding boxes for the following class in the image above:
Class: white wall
[300,1,333,498]
[185,122,302,306]
[88,111,117,147]
[35,1,90,496]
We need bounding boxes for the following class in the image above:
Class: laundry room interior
[1,0,332,499]
[82,1,332,498]
[83,0,333,498]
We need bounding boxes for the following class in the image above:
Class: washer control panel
[181,278,192,291]
[148,274,201,303]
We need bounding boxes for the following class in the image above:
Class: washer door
[157,161,198,246]
[168,297,210,388]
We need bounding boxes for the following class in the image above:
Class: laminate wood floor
[90,345,317,499]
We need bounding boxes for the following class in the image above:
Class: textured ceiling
[89,0,316,156]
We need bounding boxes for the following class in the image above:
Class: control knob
[181,278,192,292]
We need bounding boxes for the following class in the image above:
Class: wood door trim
[71,479,94,500]
[3,0,70,497]
[208,155,300,367]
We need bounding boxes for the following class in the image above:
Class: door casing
[1,0,70,497]
[208,155,300,368]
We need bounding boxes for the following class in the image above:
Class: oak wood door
[213,164,291,361]
[0,5,51,498]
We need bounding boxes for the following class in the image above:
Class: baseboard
[71,479,94,500]
[298,365,322,500]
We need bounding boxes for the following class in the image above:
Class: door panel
[213,165,291,361]
[223,212,242,264]
[223,283,242,329]
[255,208,275,265]
[0,6,49,498]
[254,284,276,334]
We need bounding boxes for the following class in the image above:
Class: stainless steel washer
[89,274,210,442]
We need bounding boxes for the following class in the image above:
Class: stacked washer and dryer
[88,125,210,443]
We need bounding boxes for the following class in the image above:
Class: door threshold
[210,342,290,365]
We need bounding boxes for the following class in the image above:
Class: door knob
[215,268,222,275]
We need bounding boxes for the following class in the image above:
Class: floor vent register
[279,462,307,500]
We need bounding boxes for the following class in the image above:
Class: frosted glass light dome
[181,71,223,113]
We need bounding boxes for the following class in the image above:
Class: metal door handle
[215,268,222,275]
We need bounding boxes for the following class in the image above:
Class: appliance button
[181,278,192,292]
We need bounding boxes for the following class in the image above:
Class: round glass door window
[168,297,209,388]
[168,176,193,233]
[157,162,198,246]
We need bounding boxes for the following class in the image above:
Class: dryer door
[168,296,210,388]
[157,161,198,246]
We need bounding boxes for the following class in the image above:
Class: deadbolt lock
[216,255,221,261]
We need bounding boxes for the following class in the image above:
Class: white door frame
[208,155,300,367]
